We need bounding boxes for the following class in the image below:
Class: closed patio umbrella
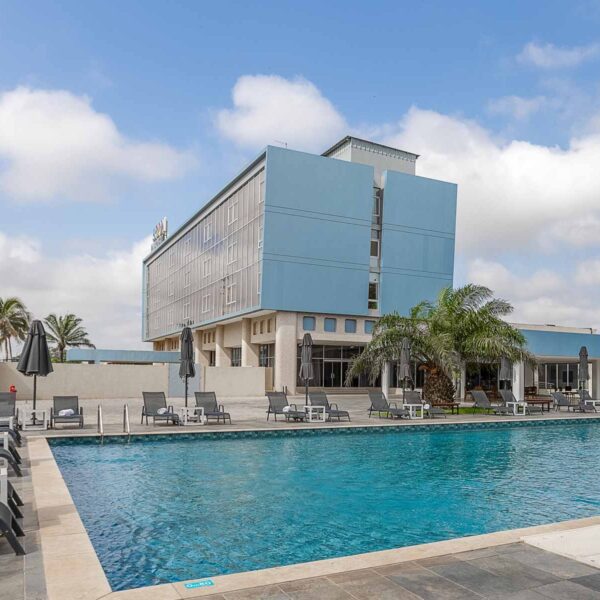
[398,338,412,402]
[579,346,589,390]
[300,333,314,406]
[180,327,195,407]
[499,357,512,389]
[17,320,53,414]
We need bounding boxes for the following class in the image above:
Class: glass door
[323,361,342,387]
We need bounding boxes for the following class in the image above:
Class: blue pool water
[50,421,600,591]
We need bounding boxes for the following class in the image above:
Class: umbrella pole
[185,375,188,408]
[305,379,308,406]
[33,374,37,425]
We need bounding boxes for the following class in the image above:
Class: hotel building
[142,136,457,394]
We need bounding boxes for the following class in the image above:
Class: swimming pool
[50,420,600,591]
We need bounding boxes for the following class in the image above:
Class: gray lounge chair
[0,448,22,476]
[551,391,575,412]
[578,390,599,410]
[266,392,305,421]
[6,479,23,519]
[1,432,21,465]
[141,392,179,425]
[308,391,350,421]
[0,394,21,446]
[573,390,597,413]
[0,501,25,555]
[194,392,232,424]
[403,391,447,418]
[471,390,511,415]
[499,389,542,415]
[50,396,84,429]
[368,391,410,419]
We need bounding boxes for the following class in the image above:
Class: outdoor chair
[1,431,21,465]
[573,391,597,413]
[0,393,20,445]
[266,392,305,421]
[551,391,576,412]
[499,389,542,415]
[194,392,232,424]
[470,390,511,415]
[403,391,447,418]
[0,448,22,477]
[0,501,25,555]
[578,389,600,409]
[5,479,23,519]
[50,396,84,429]
[368,391,410,419]
[141,392,179,426]
[308,391,350,421]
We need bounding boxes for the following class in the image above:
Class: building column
[193,330,209,367]
[532,363,539,390]
[274,312,297,394]
[457,363,467,401]
[215,325,230,367]
[592,361,600,399]
[241,318,259,367]
[512,361,525,402]
[381,362,391,399]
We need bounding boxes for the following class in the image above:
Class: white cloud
[487,95,547,120]
[0,87,195,202]
[380,107,600,256]
[517,41,600,69]
[215,75,347,152]
[0,231,150,349]
[575,259,600,285]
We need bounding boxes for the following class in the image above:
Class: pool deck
[3,395,600,599]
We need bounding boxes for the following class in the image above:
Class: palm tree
[347,284,533,403]
[44,313,95,362]
[0,297,30,360]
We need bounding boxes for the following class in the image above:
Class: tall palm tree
[347,284,533,402]
[44,313,95,362]
[0,297,30,360]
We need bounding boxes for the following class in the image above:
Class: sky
[2,0,600,349]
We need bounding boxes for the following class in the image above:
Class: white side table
[506,401,527,415]
[18,408,48,431]
[175,406,206,426]
[403,403,424,419]
[304,405,326,423]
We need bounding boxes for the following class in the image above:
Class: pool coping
[28,418,600,600]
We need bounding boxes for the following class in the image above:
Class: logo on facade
[151,217,168,250]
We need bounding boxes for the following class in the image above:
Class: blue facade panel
[521,329,600,358]
[380,170,457,315]
[261,146,373,315]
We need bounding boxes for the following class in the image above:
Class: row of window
[253,318,273,335]
[302,316,376,335]
[202,330,216,344]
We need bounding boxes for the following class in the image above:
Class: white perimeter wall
[201,366,266,397]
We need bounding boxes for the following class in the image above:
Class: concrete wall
[201,366,266,397]
[0,362,169,401]
[261,145,373,316]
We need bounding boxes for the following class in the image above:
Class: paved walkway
[194,543,600,599]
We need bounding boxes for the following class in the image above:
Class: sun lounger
[50,396,84,429]
[0,394,21,445]
[499,389,542,415]
[6,479,23,519]
[0,501,25,555]
[194,392,232,424]
[308,391,350,421]
[402,391,448,418]
[141,392,179,425]
[1,432,21,464]
[0,449,22,477]
[368,391,410,419]
[551,391,576,411]
[266,392,306,421]
[471,390,511,415]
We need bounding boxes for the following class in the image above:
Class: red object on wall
[9,385,16,393]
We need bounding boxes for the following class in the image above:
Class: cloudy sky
[1,1,600,349]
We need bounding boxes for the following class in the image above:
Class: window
[324,318,337,333]
[208,351,215,367]
[259,176,265,203]
[303,316,316,331]
[258,225,263,249]
[203,222,212,243]
[227,201,239,225]
[345,319,357,333]
[183,302,191,319]
[259,344,274,367]
[260,320,264,334]
[253,322,258,335]
[167,308,174,325]
[372,189,382,224]
[365,320,376,334]
[170,252,176,267]
[168,277,174,296]
[227,242,238,264]
[368,282,379,310]
[202,295,210,313]
[267,319,272,333]
[184,271,191,288]
[225,283,236,305]
[257,267,262,296]
[203,258,211,278]
[184,237,191,255]
[231,347,242,367]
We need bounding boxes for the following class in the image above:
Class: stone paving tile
[533,579,600,599]
[224,585,291,599]
[571,574,600,592]
[279,576,354,599]
[507,546,599,579]
[469,553,560,589]
[487,591,547,599]
[328,568,421,599]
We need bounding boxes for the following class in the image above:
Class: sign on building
[151,217,168,250]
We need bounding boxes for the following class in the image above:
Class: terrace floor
[2,395,600,599]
